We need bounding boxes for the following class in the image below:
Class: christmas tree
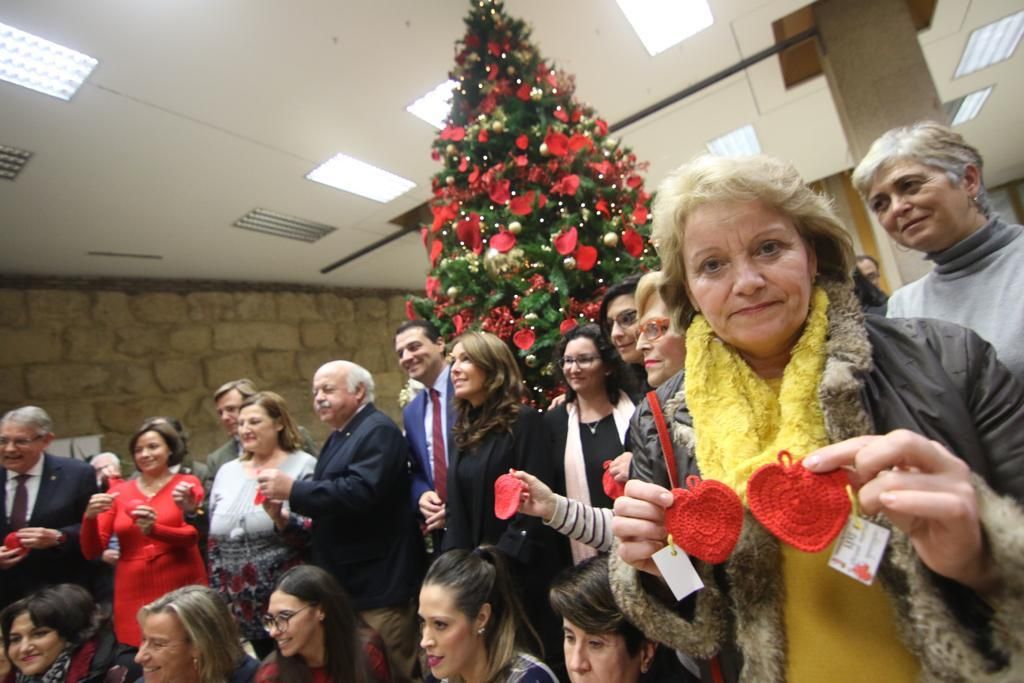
[407,0,658,403]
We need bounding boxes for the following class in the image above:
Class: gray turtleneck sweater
[888,217,1024,382]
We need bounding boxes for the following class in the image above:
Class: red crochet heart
[494,471,526,520]
[601,460,626,500]
[746,450,851,553]
[664,476,744,564]
[4,532,26,554]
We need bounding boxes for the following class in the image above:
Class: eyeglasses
[637,318,672,342]
[560,354,600,369]
[0,435,43,448]
[262,604,312,633]
[604,308,638,333]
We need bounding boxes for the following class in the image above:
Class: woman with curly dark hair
[513,324,634,564]
[1,584,140,683]
[441,331,568,674]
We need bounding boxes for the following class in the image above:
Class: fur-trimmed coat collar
[610,280,1024,682]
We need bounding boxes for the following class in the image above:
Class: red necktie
[9,474,29,530]
[429,388,447,502]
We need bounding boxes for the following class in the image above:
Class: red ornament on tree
[512,328,536,350]
[554,226,578,255]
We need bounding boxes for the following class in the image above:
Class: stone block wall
[0,280,413,467]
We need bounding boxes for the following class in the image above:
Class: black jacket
[289,404,424,611]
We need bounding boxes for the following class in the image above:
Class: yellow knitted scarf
[684,287,830,499]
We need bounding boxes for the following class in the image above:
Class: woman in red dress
[81,421,207,647]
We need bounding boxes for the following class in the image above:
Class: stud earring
[477,627,486,635]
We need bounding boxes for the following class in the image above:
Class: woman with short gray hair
[852,120,1024,381]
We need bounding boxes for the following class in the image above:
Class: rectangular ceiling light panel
[950,86,993,126]
[407,80,457,128]
[954,10,1024,78]
[616,0,714,56]
[0,144,32,180]
[234,208,338,243]
[306,153,416,203]
[706,124,761,157]
[0,22,98,100]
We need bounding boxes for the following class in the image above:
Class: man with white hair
[1,406,98,607]
[258,361,425,683]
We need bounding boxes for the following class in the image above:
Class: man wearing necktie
[1,406,97,608]
[394,320,453,555]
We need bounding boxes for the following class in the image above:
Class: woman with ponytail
[418,546,557,683]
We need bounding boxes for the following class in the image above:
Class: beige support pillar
[814,0,947,286]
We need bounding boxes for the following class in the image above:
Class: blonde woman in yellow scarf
[609,154,1024,683]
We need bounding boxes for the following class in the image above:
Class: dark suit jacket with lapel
[289,404,425,612]
[403,376,456,511]
[1,454,98,608]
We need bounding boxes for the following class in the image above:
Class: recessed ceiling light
[306,154,416,203]
[0,22,98,100]
[706,124,761,157]
[954,10,1024,78]
[949,86,993,126]
[407,80,457,129]
[0,144,32,180]
[615,0,714,56]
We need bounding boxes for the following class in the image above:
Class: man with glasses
[0,406,98,608]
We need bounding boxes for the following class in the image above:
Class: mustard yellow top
[783,545,919,681]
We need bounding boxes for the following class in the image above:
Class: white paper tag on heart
[652,544,704,601]
[828,516,890,585]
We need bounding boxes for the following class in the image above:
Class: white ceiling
[1,0,1022,290]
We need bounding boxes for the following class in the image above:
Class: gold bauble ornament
[446,286,461,299]
[581,208,592,221]
[524,312,539,323]
[477,113,487,123]
[446,176,456,186]
[508,220,522,235]
[506,65,516,76]
[445,143,457,156]
[509,247,524,261]
[524,354,538,367]
[541,362,555,376]
[530,88,543,101]
[563,256,577,270]
[603,138,619,150]
[603,232,620,247]
[491,120,505,133]
[539,142,550,156]
[483,248,511,278]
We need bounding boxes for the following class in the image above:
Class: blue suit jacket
[1,454,98,608]
[403,375,456,512]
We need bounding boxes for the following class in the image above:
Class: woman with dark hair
[441,331,567,669]
[420,546,557,683]
[255,565,389,683]
[1,584,140,683]
[549,556,693,683]
[514,325,633,563]
[597,275,648,397]
[135,585,257,683]
[207,392,316,658]
[81,422,207,647]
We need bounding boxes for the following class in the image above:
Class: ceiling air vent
[0,144,32,180]
[234,208,337,243]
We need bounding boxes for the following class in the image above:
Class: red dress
[81,474,208,646]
